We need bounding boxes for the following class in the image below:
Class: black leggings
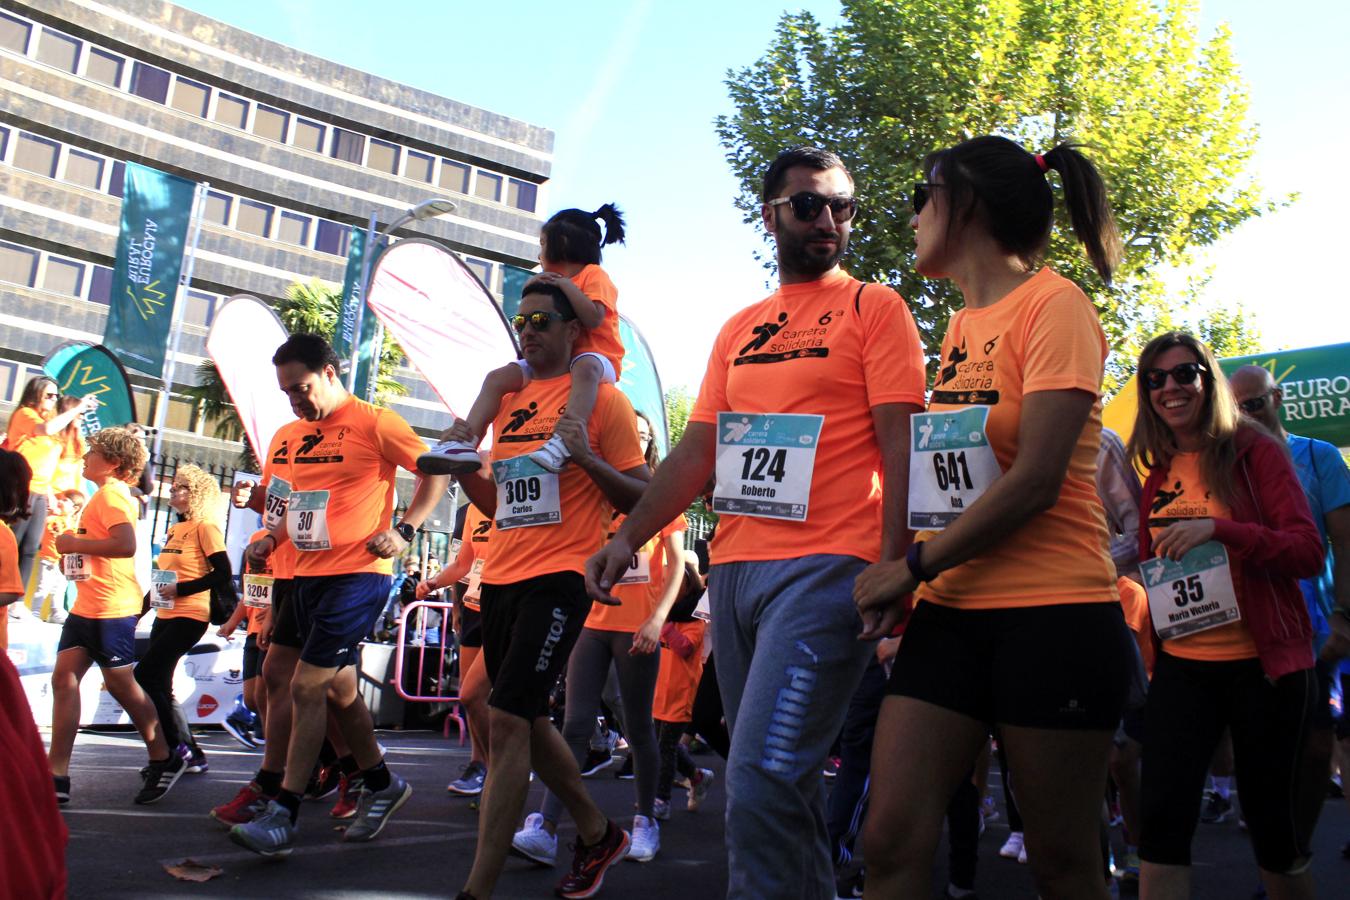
[135,616,208,751]
[686,652,729,758]
[1139,653,1316,874]
[656,720,697,801]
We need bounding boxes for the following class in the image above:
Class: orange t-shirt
[690,269,927,564]
[570,264,624,377]
[588,514,687,632]
[481,376,645,584]
[260,426,299,579]
[1117,576,1154,677]
[653,619,707,723]
[53,431,87,495]
[7,407,62,495]
[70,479,141,619]
[1146,452,1258,661]
[0,522,22,596]
[456,504,492,612]
[272,396,427,577]
[156,520,225,623]
[39,512,68,563]
[916,268,1117,609]
[242,528,273,636]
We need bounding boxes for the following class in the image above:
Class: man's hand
[54,532,78,555]
[365,528,408,559]
[1152,519,1215,561]
[232,480,256,509]
[585,538,634,606]
[1320,613,1350,664]
[553,417,592,466]
[853,560,916,640]
[245,534,276,568]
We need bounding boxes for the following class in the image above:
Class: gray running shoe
[447,760,487,796]
[229,799,296,857]
[343,773,411,842]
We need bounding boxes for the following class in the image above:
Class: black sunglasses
[510,311,573,333]
[1238,392,1274,414]
[1143,362,1207,391]
[767,191,858,223]
[913,182,946,215]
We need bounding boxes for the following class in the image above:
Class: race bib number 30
[287,490,331,551]
[1140,541,1241,641]
[713,412,823,521]
[492,456,561,530]
[908,407,1002,530]
[263,477,291,531]
[243,574,275,609]
[150,569,177,610]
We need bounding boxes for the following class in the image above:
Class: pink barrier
[392,600,466,744]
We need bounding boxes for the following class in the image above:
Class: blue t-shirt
[1288,434,1350,665]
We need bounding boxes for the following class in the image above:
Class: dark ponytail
[922,136,1122,284]
[540,203,627,266]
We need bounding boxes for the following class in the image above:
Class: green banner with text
[1218,342,1350,447]
[42,342,138,434]
[334,226,387,401]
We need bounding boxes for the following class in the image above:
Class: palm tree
[185,279,408,468]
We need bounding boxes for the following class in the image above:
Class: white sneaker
[999,831,1024,859]
[417,440,483,476]
[527,434,571,473]
[511,812,557,866]
[627,815,659,862]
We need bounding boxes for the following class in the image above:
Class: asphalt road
[57,728,1350,899]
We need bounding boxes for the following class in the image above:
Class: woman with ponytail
[422,204,628,475]
[853,137,1132,899]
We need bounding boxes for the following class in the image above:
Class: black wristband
[906,541,935,584]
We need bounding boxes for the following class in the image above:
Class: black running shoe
[53,775,71,805]
[135,753,186,804]
[305,762,342,800]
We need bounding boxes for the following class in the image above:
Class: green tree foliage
[664,384,694,447]
[717,0,1283,392]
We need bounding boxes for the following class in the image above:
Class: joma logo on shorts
[534,607,569,672]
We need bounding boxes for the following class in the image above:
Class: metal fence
[144,452,240,545]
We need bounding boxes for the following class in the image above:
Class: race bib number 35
[713,412,823,521]
[1140,541,1241,641]
[287,490,331,551]
[492,456,561,530]
[908,407,1002,530]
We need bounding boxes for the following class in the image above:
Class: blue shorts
[292,573,392,669]
[57,613,138,669]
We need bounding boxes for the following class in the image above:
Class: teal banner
[104,162,197,376]
[42,342,138,434]
[617,315,669,456]
[1218,342,1350,448]
[501,264,534,319]
[334,226,386,401]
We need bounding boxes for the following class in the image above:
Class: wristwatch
[394,522,416,543]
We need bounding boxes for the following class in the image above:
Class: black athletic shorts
[480,571,591,721]
[268,578,302,649]
[887,600,1133,730]
[242,633,266,681]
[459,604,483,649]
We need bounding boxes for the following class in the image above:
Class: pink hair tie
[1033,153,1048,173]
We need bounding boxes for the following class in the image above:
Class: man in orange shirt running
[587,147,927,899]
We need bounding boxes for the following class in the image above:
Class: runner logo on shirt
[271,440,288,464]
[932,338,1001,406]
[472,518,492,540]
[734,311,833,366]
[293,428,344,464]
[499,402,561,444]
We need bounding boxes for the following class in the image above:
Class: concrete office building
[0,0,551,533]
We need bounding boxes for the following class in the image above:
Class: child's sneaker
[528,434,571,473]
[687,767,715,811]
[418,440,483,476]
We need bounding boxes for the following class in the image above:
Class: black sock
[256,769,283,796]
[318,739,339,767]
[337,754,360,776]
[275,789,302,823]
[363,759,391,792]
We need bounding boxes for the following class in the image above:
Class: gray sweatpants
[711,554,876,900]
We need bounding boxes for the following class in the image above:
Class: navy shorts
[292,573,392,669]
[57,613,138,669]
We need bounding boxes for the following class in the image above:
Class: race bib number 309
[492,456,561,530]
[713,412,823,521]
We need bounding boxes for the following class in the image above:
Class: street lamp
[346,198,457,392]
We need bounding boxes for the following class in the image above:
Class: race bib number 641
[908,407,1002,530]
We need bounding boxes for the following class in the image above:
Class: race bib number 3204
[713,412,823,521]
[492,456,561,530]
[287,490,331,551]
[908,407,1002,530]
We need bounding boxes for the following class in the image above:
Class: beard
[774,215,849,279]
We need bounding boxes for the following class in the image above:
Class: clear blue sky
[176,0,1350,393]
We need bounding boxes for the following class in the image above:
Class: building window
[439,160,470,193]
[63,149,104,190]
[214,93,249,129]
[165,395,198,432]
[464,258,492,288]
[315,220,350,256]
[508,179,538,212]
[330,128,364,164]
[203,190,232,226]
[86,48,123,87]
[236,199,273,237]
[185,290,216,326]
[367,139,399,174]
[170,77,210,117]
[42,257,84,296]
[14,132,59,177]
[405,151,433,183]
[36,28,80,73]
[0,12,31,54]
[474,171,502,203]
[132,387,155,425]
[130,62,170,104]
[277,211,311,247]
[293,118,325,153]
[0,242,39,287]
[88,264,112,304]
[0,360,18,404]
[108,160,126,198]
[253,105,288,142]
[0,126,8,160]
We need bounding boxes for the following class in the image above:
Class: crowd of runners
[1,136,1348,900]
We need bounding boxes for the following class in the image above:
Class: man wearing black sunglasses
[453,282,651,900]
[584,147,927,899]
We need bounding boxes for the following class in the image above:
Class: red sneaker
[210,781,273,827]
[555,820,629,898]
[330,773,360,819]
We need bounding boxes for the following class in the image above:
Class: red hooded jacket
[1138,428,1322,681]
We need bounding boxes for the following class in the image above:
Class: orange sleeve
[596,389,646,473]
[374,408,430,474]
[689,321,734,426]
[0,525,22,595]
[198,522,227,556]
[575,265,618,318]
[860,286,928,408]
[4,407,41,449]
[1020,285,1107,396]
[102,484,138,530]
